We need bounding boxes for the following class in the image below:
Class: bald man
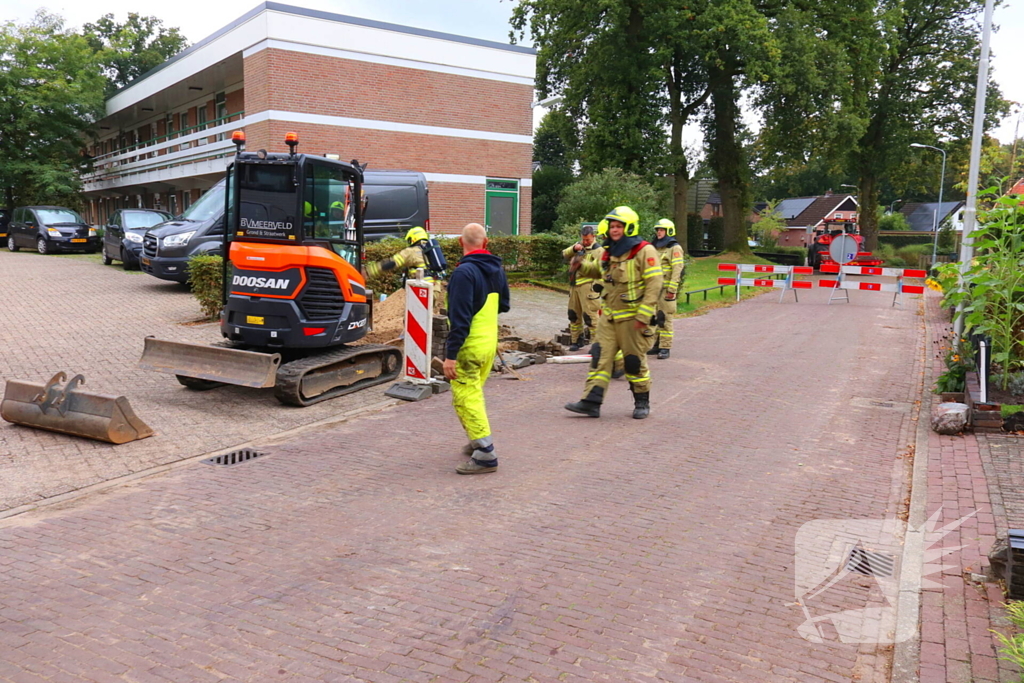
[443,223,510,474]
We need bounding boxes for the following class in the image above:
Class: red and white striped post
[717,264,814,302]
[403,278,433,381]
[818,264,927,307]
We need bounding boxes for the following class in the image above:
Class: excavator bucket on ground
[138,337,281,388]
[1,372,154,444]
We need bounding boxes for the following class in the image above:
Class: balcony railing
[84,111,246,186]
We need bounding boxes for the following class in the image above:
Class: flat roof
[113,1,536,97]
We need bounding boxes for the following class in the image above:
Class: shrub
[751,200,786,249]
[686,213,704,251]
[878,212,911,231]
[186,253,224,320]
[706,217,725,251]
[554,167,670,235]
[761,245,807,259]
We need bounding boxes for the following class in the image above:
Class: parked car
[0,208,9,243]
[141,182,227,283]
[141,171,431,283]
[102,209,172,269]
[6,206,99,255]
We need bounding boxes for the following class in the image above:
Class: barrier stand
[384,273,439,402]
[819,264,927,307]
[717,264,813,303]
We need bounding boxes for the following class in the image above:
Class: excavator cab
[139,132,402,406]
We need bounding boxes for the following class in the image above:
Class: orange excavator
[139,132,402,406]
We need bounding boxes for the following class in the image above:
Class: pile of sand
[361,288,406,344]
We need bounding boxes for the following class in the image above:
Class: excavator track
[273,343,403,407]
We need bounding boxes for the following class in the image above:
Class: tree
[751,200,786,249]
[83,13,188,95]
[512,1,708,250]
[531,110,576,232]
[878,212,911,231]
[0,12,105,208]
[554,168,669,236]
[757,0,1007,252]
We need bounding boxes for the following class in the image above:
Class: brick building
[82,2,536,235]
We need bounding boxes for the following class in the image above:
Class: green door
[485,178,519,235]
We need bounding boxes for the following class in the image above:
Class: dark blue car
[102,209,172,269]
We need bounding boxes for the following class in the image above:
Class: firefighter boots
[632,391,651,419]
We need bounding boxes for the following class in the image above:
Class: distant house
[698,191,766,223]
[1008,178,1024,195]
[898,201,965,232]
[771,193,859,248]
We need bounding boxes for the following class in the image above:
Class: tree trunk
[859,171,879,252]
[673,173,689,252]
[708,63,751,256]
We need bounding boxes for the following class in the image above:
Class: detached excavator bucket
[138,337,281,388]
[1,372,154,444]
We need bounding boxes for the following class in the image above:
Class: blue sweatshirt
[445,251,510,360]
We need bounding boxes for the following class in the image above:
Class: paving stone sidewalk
[916,291,1019,683]
[0,252,562,513]
[1,283,926,682]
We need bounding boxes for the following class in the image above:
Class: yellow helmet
[596,219,609,237]
[304,201,313,218]
[330,200,345,211]
[604,206,640,237]
[654,218,676,236]
[405,226,429,244]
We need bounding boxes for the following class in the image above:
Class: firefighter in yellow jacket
[365,226,444,310]
[649,218,686,360]
[562,224,603,351]
[564,206,662,419]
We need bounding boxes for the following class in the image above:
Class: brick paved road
[0,252,562,513]
[0,280,927,682]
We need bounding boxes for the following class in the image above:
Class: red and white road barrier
[717,263,813,302]
[403,279,433,381]
[818,264,926,306]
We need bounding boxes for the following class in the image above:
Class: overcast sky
[3,0,1023,143]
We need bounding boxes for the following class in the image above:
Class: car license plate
[246,316,265,325]
[71,238,87,243]
[141,257,151,266]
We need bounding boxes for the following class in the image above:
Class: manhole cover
[870,401,895,408]
[203,448,265,467]
[850,397,911,412]
[845,546,896,578]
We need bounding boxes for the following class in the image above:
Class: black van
[0,208,9,242]
[140,171,430,283]
[363,170,430,241]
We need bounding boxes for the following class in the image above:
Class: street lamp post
[910,143,947,265]
[890,199,902,214]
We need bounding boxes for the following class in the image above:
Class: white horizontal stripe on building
[243,39,533,86]
[246,110,533,145]
[423,174,532,187]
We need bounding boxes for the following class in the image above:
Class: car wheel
[121,248,137,270]
[102,248,113,265]
[7,235,19,252]
[36,237,49,255]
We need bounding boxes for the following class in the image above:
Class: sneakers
[456,458,498,475]
[657,349,670,360]
[632,391,650,419]
[564,399,601,417]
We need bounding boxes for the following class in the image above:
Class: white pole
[954,0,995,337]
[932,149,946,265]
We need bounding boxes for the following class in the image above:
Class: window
[180,111,190,149]
[305,162,359,264]
[238,164,298,241]
[216,93,227,141]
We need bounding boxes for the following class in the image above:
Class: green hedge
[187,254,224,320]
[707,217,724,251]
[363,233,577,295]
[687,213,704,251]
[879,233,933,248]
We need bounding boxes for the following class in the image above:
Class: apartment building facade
[82,2,536,235]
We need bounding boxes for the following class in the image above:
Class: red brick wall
[248,49,532,136]
[226,89,245,117]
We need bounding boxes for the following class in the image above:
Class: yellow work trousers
[656,292,677,349]
[582,316,657,398]
[567,283,600,344]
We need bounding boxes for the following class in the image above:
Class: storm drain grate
[203,448,265,467]
[870,400,896,408]
[845,547,896,578]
